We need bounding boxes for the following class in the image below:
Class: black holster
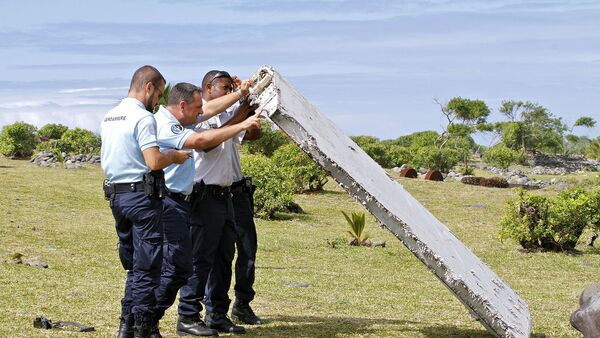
[143,170,166,199]
[245,177,257,214]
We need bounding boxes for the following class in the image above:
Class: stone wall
[30,151,100,169]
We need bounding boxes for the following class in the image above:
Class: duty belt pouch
[102,179,114,201]
[144,170,166,199]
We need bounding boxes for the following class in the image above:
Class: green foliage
[0,121,37,158]
[60,128,101,155]
[497,101,566,154]
[410,146,460,172]
[564,135,591,156]
[446,97,490,124]
[392,131,438,150]
[500,188,600,251]
[350,135,379,148]
[271,143,328,193]
[386,145,412,168]
[361,142,390,167]
[341,211,369,245]
[241,154,295,219]
[35,139,67,160]
[483,144,520,169]
[574,116,596,128]
[37,123,68,140]
[587,137,600,160]
[243,120,290,157]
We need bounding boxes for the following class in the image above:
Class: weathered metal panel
[250,66,531,338]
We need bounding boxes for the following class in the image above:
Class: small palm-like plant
[342,211,369,246]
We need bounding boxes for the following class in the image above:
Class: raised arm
[142,147,191,171]
[183,114,262,151]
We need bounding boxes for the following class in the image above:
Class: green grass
[0,156,596,337]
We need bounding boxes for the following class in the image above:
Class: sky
[1,0,599,145]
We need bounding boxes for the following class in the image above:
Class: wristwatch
[235,88,245,104]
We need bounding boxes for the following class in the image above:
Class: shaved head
[129,65,165,93]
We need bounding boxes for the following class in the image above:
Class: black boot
[134,320,151,338]
[117,315,134,338]
[176,314,219,337]
[149,323,162,338]
[231,300,262,325]
[205,312,246,334]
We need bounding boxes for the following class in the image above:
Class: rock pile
[30,152,100,169]
[446,168,554,189]
[530,153,600,173]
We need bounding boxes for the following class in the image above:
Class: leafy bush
[350,135,379,148]
[0,121,37,158]
[587,137,600,160]
[361,142,390,167]
[500,188,600,251]
[242,120,290,157]
[483,144,520,169]
[35,139,68,159]
[410,146,460,172]
[60,128,101,155]
[271,143,328,193]
[386,145,412,168]
[241,154,295,219]
[37,123,68,140]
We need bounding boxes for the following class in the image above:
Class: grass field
[0,156,597,337]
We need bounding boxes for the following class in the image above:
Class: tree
[496,100,566,154]
[483,144,520,169]
[0,121,37,158]
[434,97,490,172]
[38,123,68,140]
[565,116,596,155]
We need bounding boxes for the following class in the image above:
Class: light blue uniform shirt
[101,98,158,183]
[155,105,195,195]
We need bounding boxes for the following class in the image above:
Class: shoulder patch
[171,124,184,134]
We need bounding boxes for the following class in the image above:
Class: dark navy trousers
[232,189,257,303]
[178,190,236,316]
[154,195,193,322]
[110,191,163,324]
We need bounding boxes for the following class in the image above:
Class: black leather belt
[112,182,145,193]
[167,191,191,202]
[194,183,231,200]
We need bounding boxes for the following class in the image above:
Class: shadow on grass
[272,212,312,221]
[0,165,14,168]
[247,315,491,337]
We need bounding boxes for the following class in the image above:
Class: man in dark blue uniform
[153,82,261,337]
[178,71,258,334]
[101,65,191,338]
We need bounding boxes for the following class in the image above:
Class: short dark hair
[201,70,232,89]
[168,82,200,105]
[129,65,165,92]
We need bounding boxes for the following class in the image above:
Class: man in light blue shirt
[152,82,261,337]
[100,65,191,338]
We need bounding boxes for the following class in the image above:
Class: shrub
[361,143,390,167]
[241,154,295,219]
[587,137,600,160]
[271,143,328,193]
[351,135,379,148]
[386,145,412,168]
[0,121,37,158]
[61,128,101,155]
[410,146,460,172]
[37,123,68,140]
[500,188,600,251]
[483,144,520,169]
[35,139,68,159]
[242,120,290,157]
